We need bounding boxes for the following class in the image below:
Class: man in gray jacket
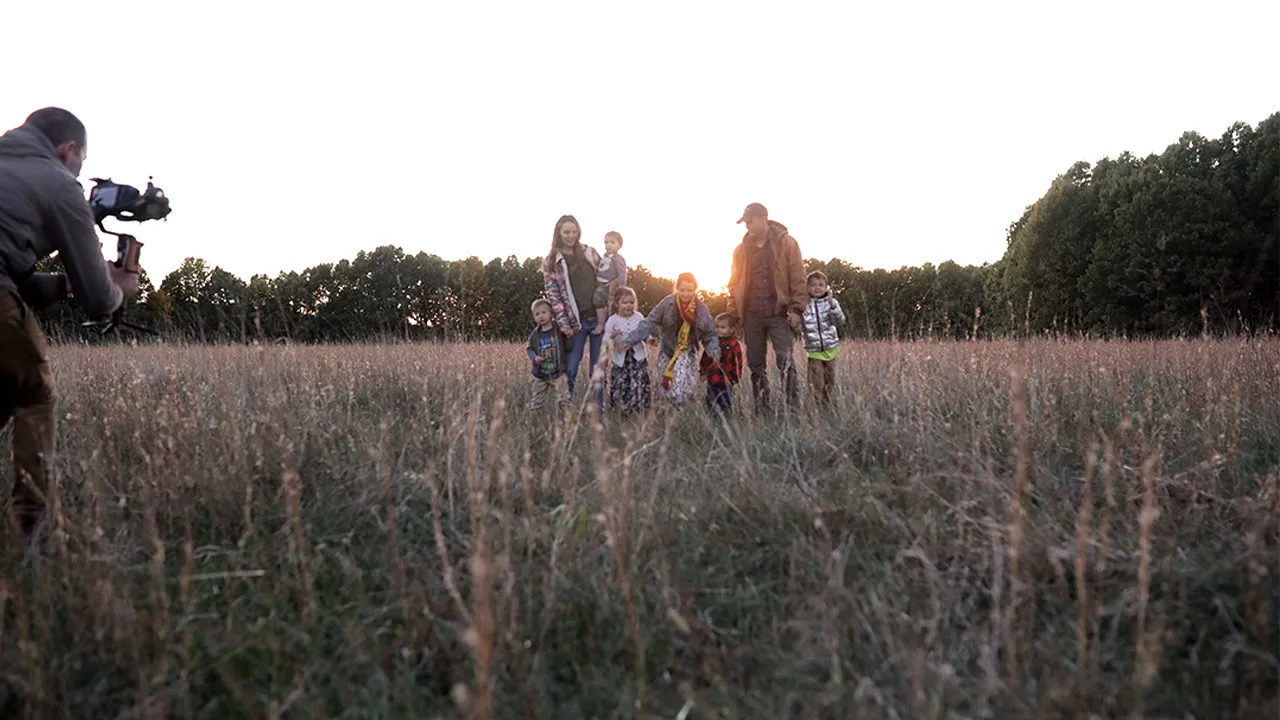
[1,107,140,541]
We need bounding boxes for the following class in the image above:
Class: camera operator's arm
[44,175,128,317]
[17,272,71,310]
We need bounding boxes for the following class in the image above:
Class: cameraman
[0,107,140,542]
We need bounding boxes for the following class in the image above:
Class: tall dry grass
[1,338,1277,718]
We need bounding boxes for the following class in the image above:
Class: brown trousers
[528,374,569,418]
[807,356,837,407]
[743,313,799,411]
[0,290,56,538]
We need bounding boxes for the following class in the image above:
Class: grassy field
[1,338,1278,718]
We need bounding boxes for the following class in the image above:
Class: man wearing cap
[727,202,807,412]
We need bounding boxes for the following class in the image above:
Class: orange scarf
[662,297,697,389]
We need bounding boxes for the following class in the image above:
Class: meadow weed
[1,338,1277,718]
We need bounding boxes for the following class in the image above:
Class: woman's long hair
[546,215,582,265]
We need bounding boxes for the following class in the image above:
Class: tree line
[35,112,1278,344]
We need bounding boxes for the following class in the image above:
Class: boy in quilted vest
[800,270,846,407]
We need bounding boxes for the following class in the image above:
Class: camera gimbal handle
[79,224,156,337]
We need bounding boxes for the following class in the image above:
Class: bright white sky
[3,1,1276,293]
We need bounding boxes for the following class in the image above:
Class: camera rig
[82,176,172,336]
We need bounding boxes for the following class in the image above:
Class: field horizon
[2,337,1277,718]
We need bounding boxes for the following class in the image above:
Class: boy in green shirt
[527,298,573,418]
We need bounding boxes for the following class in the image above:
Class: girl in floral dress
[603,286,651,414]
[615,273,720,406]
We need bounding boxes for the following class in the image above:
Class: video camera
[82,176,173,336]
[89,176,171,225]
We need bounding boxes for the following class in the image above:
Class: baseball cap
[736,202,768,224]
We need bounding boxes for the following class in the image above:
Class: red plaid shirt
[700,337,742,386]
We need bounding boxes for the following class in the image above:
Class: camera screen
[90,184,120,210]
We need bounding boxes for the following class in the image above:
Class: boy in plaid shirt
[700,313,743,416]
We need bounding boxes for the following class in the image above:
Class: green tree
[1002,161,1098,334]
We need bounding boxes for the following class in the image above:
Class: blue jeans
[706,383,733,416]
[566,315,603,405]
